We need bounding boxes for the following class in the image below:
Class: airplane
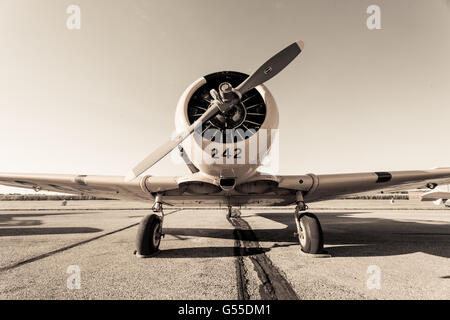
[1,40,450,257]
[419,185,450,208]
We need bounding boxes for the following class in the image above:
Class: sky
[0,0,449,193]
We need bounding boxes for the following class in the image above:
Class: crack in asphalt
[227,214,299,300]
[232,228,250,300]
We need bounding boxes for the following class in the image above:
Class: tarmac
[0,200,448,299]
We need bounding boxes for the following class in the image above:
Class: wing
[421,190,450,201]
[0,173,159,202]
[278,167,450,203]
[1,167,450,207]
[0,173,217,206]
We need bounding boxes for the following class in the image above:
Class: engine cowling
[175,71,279,181]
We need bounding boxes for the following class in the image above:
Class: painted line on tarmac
[0,209,181,273]
[0,223,139,273]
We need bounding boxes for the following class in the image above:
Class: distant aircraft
[1,41,450,256]
[419,185,450,208]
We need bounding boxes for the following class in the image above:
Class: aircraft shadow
[0,211,103,235]
[257,211,450,258]
[164,210,450,259]
[164,227,298,244]
[154,246,269,259]
[0,227,103,237]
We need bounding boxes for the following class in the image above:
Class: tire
[297,212,324,254]
[135,214,162,256]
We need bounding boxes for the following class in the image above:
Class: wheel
[135,214,162,256]
[297,212,324,254]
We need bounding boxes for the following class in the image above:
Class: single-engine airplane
[419,185,450,207]
[1,41,450,256]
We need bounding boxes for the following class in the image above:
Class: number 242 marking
[211,148,242,159]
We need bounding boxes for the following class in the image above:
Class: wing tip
[296,40,304,51]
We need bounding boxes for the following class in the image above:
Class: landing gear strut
[294,193,324,254]
[135,194,164,257]
[227,205,232,219]
[226,205,241,218]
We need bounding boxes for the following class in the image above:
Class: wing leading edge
[278,167,450,203]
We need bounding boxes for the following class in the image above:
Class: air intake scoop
[219,178,236,191]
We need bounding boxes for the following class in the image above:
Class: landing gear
[226,205,241,218]
[294,193,324,254]
[227,205,232,219]
[135,194,164,257]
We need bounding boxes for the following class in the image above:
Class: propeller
[235,41,304,96]
[125,40,304,181]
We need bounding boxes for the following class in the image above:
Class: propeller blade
[235,40,304,95]
[126,102,221,181]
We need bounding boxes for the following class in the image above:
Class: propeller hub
[210,102,247,130]
[211,82,240,115]
[219,82,234,102]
